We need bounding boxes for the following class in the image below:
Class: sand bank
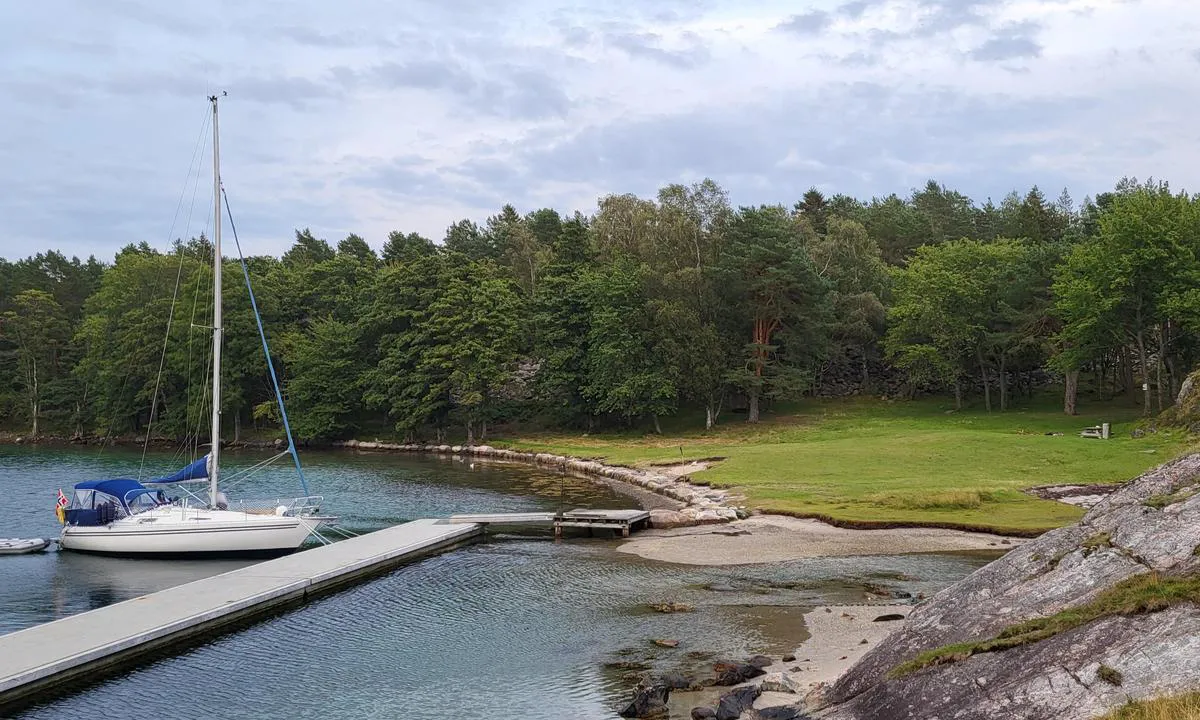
[617,514,1023,566]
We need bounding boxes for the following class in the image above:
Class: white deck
[0,519,481,710]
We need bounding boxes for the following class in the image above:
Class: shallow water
[0,446,998,719]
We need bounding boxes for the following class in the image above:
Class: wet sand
[759,603,910,704]
[616,514,1024,565]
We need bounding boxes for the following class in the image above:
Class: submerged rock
[815,452,1200,720]
[648,601,695,614]
[657,671,694,689]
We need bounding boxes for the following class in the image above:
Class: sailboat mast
[209,93,224,508]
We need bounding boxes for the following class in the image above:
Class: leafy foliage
[3,174,1198,442]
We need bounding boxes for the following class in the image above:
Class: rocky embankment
[334,440,745,527]
[810,452,1200,720]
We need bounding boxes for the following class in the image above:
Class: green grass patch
[888,572,1200,678]
[1143,488,1198,509]
[490,395,1192,534]
[1082,532,1113,555]
[1101,693,1200,720]
[1097,664,1124,686]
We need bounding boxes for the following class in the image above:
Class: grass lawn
[490,395,1194,535]
[1102,693,1200,720]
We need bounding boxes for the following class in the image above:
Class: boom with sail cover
[148,454,211,485]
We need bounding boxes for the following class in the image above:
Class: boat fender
[275,505,288,516]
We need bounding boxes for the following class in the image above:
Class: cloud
[604,31,710,69]
[2,0,1199,260]
[777,11,833,36]
[970,21,1043,61]
[836,1,878,20]
[361,60,569,119]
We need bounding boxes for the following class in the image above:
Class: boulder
[618,683,671,718]
[658,671,694,689]
[690,708,717,720]
[760,672,801,694]
[817,453,1200,719]
[715,685,761,720]
[649,509,694,529]
[748,655,774,668]
[749,706,809,720]
[712,661,766,686]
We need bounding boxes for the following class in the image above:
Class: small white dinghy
[0,538,52,555]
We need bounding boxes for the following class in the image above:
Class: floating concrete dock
[0,518,481,715]
[449,508,651,537]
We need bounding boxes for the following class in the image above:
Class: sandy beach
[617,513,1024,565]
[615,513,1021,716]
[758,603,911,705]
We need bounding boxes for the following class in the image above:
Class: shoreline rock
[5,431,745,529]
[331,441,746,528]
[815,452,1200,720]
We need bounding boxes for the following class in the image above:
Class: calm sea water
[0,446,997,719]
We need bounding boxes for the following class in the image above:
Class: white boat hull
[59,506,318,558]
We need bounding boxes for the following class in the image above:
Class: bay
[0,446,995,719]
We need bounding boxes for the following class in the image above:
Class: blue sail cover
[148,454,210,484]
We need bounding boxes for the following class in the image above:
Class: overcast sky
[2,0,1198,261]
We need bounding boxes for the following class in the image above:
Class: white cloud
[1,0,1198,261]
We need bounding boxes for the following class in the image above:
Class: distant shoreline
[1,432,1070,537]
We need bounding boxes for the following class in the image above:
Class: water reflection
[0,446,632,634]
[14,539,996,720]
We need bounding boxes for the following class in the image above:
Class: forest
[2,176,1198,444]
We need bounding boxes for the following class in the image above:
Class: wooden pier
[0,519,482,715]
[448,508,651,537]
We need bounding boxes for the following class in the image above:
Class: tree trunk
[1122,346,1135,401]
[480,420,488,442]
[1135,329,1151,416]
[998,354,1008,411]
[705,404,715,430]
[30,356,38,438]
[748,391,760,423]
[861,353,870,391]
[652,414,662,435]
[1064,370,1079,415]
[1155,324,1165,413]
[953,381,963,410]
[466,420,475,446]
[1166,355,1180,406]
[978,350,991,412]
[234,411,241,444]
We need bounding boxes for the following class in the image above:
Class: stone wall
[332,440,744,527]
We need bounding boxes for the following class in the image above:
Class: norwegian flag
[56,489,69,508]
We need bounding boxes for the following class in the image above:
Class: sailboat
[57,94,329,558]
